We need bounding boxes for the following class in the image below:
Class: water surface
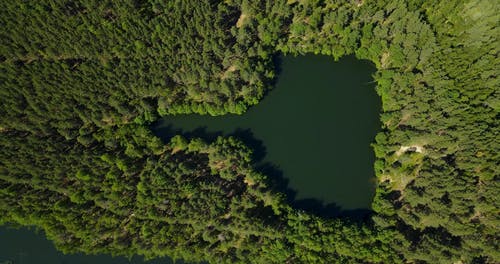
[154,55,380,214]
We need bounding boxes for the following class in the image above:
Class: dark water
[153,55,380,216]
[0,227,177,264]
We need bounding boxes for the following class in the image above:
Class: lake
[153,54,380,215]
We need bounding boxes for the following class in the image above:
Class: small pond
[154,55,380,215]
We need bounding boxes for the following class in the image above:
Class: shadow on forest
[152,124,372,221]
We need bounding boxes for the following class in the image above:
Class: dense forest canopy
[0,0,498,263]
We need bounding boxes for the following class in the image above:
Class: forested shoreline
[1,1,498,263]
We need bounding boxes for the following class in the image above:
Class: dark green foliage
[0,0,498,263]
[0,0,278,135]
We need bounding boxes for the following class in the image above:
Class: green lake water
[154,55,380,214]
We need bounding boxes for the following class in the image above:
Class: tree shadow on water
[272,54,283,80]
[260,53,284,99]
[291,199,373,221]
[229,128,267,162]
[254,158,372,221]
[255,162,292,196]
[151,124,372,221]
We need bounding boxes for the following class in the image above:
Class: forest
[0,0,498,263]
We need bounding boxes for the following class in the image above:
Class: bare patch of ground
[354,0,364,7]
[395,145,424,156]
[380,52,390,69]
[398,111,412,126]
[244,177,255,186]
[221,65,237,79]
[236,13,248,28]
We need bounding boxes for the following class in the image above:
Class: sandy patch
[395,145,424,156]
[236,13,248,28]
